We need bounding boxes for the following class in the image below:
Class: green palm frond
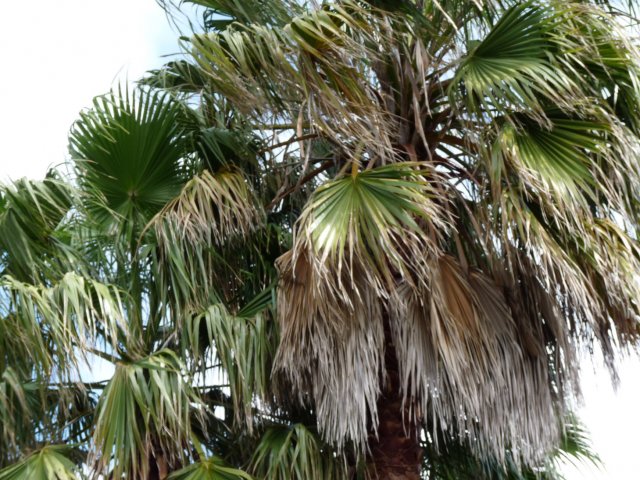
[0,176,74,281]
[2,272,127,366]
[69,87,189,236]
[188,0,296,28]
[553,417,601,473]
[0,369,96,464]
[250,424,347,480]
[455,2,572,113]
[297,162,447,287]
[168,457,252,480]
[0,446,79,480]
[142,60,210,92]
[493,113,608,209]
[184,299,275,430]
[90,350,203,479]
[555,4,640,125]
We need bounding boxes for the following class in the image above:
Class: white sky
[0,1,638,478]
[0,0,182,182]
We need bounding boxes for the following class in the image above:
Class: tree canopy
[1,0,639,478]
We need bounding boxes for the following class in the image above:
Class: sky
[0,0,184,182]
[0,1,639,478]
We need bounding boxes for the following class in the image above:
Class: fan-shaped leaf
[168,457,252,480]
[250,424,346,480]
[90,350,203,479]
[69,87,188,235]
[0,446,78,480]
[455,2,571,112]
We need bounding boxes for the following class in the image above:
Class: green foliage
[455,2,569,112]
[91,350,203,478]
[0,446,79,480]
[168,457,253,480]
[0,176,74,281]
[2,0,639,478]
[69,87,189,236]
[250,424,348,479]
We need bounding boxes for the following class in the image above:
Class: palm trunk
[147,450,168,480]
[368,321,422,480]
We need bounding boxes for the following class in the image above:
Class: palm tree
[0,0,639,478]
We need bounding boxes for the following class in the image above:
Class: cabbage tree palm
[1,0,639,478]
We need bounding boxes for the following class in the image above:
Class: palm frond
[553,416,601,473]
[141,60,211,92]
[168,457,252,480]
[69,87,189,237]
[152,169,263,250]
[149,167,265,312]
[183,301,276,430]
[296,162,447,290]
[454,2,573,114]
[90,350,203,479]
[250,424,347,480]
[190,1,400,162]
[0,175,74,281]
[0,446,79,480]
[389,255,561,466]
[0,369,29,457]
[493,113,606,208]
[0,369,96,465]
[274,248,384,452]
[1,273,128,375]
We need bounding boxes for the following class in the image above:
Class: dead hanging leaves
[270,158,631,468]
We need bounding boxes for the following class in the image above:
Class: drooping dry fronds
[149,168,265,312]
[190,1,404,163]
[275,249,385,452]
[389,256,564,466]
[152,168,263,249]
[274,162,450,451]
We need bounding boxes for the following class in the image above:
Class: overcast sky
[0,1,638,478]
[0,0,183,182]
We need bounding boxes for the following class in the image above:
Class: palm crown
[1,0,638,478]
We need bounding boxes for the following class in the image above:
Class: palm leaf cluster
[1,0,639,478]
